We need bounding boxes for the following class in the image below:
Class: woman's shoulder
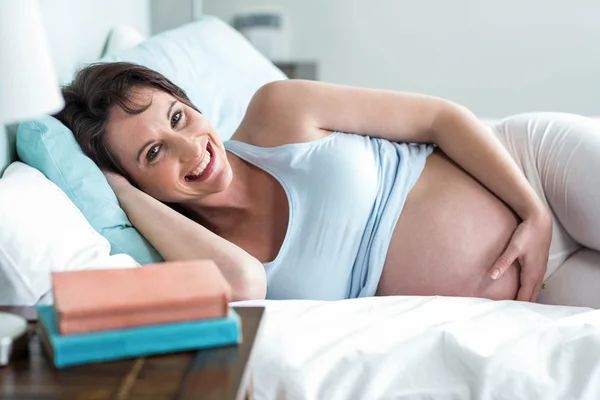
[230,80,330,148]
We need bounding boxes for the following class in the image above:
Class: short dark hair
[54,62,199,179]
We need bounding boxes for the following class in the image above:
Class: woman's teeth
[187,151,211,179]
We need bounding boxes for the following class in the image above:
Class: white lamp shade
[0,0,64,124]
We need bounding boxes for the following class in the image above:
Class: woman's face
[104,87,232,204]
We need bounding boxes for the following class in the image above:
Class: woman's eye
[146,144,162,162]
[171,111,182,128]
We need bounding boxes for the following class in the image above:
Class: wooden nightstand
[0,306,264,400]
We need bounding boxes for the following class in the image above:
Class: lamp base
[0,312,29,366]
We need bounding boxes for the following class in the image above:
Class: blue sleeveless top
[225,132,434,300]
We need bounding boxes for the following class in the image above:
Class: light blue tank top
[224,132,434,301]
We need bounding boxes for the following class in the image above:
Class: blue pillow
[16,116,162,264]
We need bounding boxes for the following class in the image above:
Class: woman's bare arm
[106,173,267,301]
[246,79,547,222]
[244,79,552,301]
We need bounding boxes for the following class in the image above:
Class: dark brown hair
[54,62,199,180]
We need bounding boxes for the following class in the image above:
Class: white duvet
[235,296,600,400]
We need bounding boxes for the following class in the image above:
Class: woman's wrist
[522,198,552,225]
[113,184,143,209]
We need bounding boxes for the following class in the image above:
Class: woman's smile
[185,140,216,183]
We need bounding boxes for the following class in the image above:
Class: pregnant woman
[56,62,600,306]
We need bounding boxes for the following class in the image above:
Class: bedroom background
[2,0,599,174]
[1,0,598,305]
[2,3,600,398]
[2,0,600,295]
[189,0,600,118]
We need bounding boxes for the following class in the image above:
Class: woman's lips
[185,141,216,182]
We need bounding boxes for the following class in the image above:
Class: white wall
[38,0,151,84]
[150,0,203,34]
[203,0,600,118]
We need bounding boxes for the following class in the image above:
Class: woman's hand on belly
[377,151,521,301]
[489,209,552,302]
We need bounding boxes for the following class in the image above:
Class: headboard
[0,0,150,174]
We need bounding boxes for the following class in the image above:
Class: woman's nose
[176,136,199,162]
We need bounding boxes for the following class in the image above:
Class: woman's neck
[180,151,254,234]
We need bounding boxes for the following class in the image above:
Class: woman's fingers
[490,217,550,303]
[516,265,540,301]
[529,281,545,303]
[489,246,519,280]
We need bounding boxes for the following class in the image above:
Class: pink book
[51,260,231,335]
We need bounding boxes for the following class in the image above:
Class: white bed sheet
[235,296,600,400]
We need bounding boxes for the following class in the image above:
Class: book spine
[58,302,227,335]
[49,313,241,368]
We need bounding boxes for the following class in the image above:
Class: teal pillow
[16,116,162,265]
[16,16,285,266]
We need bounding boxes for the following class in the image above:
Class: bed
[2,5,600,400]
[238,297,600,400]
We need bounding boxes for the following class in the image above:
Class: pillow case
[0,162,139,306]
[17,15,285,265]
[16,116,162,264]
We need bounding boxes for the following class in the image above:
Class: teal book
[36,305,241,368]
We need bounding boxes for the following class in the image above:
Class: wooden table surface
[0,306,264,400]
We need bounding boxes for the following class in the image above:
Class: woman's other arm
[106,173,266,301]
[246,80,543,220]
[245,80,551,302]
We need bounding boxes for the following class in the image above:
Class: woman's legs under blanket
[490,112,600,307]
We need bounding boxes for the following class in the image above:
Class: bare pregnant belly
[377,150,521,300]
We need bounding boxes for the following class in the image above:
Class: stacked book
[37,260,240,369]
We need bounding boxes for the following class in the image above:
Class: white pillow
[0,162,139,306]
[101,15,287,141]
[101,25,147,58]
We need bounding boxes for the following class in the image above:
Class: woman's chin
[209,172,233,195]
[186,167,233,197]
